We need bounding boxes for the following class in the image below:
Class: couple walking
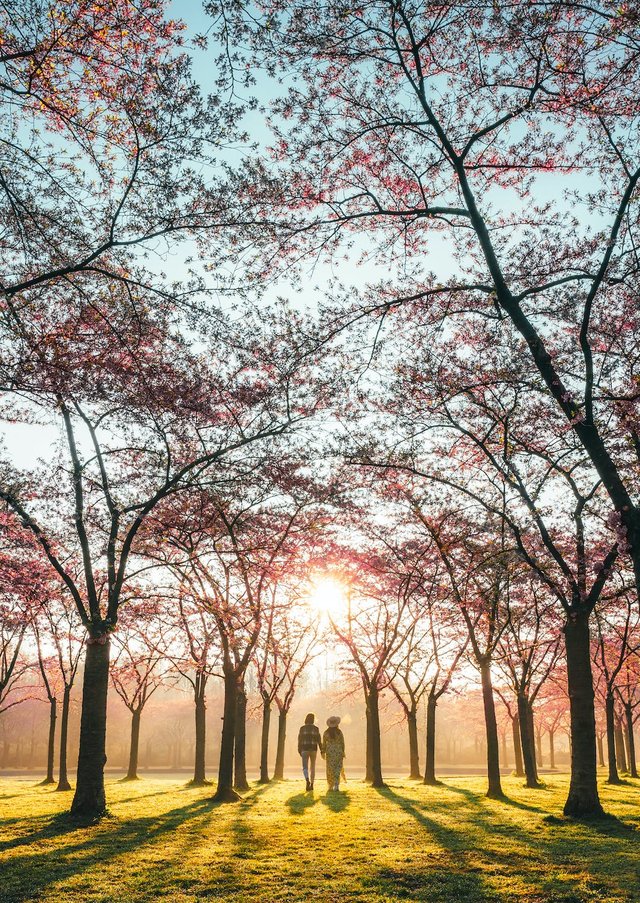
[297,713,345,792]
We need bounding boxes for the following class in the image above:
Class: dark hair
[305,713,315,725]
[327,726,338,740]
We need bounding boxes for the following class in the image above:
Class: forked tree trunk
[57,685,72,792]
[407,708,421,779]
[423,692,438,785]
[605,692,621,784]
[124,708,141,781]
[234,683,249,791]
[191,681,208,786]
[511,714,524,777]
[563,614,604,818]
[624,703,638,778]
[479,660,503,799]
[258,697,271,783]
[614,721,627,773]
[212,669,240,802]
[41,697,57,785]
[518,694,540,788]
[368,687,384,788]
[273,708,287,780]
[71,638,110,816]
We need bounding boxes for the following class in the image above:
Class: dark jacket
[298,723,322,755]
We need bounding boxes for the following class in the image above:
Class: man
[297,712,323,791]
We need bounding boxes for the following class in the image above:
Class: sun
[307,577,349,620]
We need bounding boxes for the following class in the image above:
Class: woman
[323,715,345,791]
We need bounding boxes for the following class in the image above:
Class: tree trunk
[191,681,208,786]
[605,692,621,784]
[423,692,438,785]
[563,613,604,817]
[597,731,605,768]
[614,721,627,773]
[368,686,385,788]
[122,708,142,781]
[212,669,240,802]
[407,708,421,779]
[479,660,503,799]
[234,682,249,791]
[273,708,287,780]
[71,638,110,817]
[518,694,540,788]
[258,697,271,784]
[41,697,57,785]
[57,685,72,791]
[364,700,373,782]
[511,714,524,777]
[535,723,543,769]
[501,730,508,770]
[549,728,556,770]
[625,703,638,778]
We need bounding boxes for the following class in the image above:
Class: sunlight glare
[307,577,348,620]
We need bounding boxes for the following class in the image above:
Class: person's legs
[308,751,317,788]
[301,752,310,784]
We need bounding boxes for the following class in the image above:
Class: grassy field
[1,774,639,902]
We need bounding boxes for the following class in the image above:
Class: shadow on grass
[321,790,350,813]
[0,797,214,903]
[366,865,499,903]
[286,792,319,815]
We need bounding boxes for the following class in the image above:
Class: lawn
[1,774,639,902]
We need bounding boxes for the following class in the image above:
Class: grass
[0,774,639,902]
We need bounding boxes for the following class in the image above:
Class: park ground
[0,775,639,903]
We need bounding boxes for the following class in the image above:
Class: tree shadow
[286,792,320,815]
[0,797,214,902]
[321,790,350,813]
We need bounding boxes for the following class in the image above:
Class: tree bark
[70,638,110,816]
[57,685,72,791]
[124,708,141,781]
[191,680,208,786]
[212,669,240,802]
[423,692,438,785]
[368,686,385,788]
[624,703,638,778]
[518,694,540,788]
[511,714,524,777]
[605,692,621,784]
[479,660,503,799]
[549,728,556,770]
[407,708,421,779]
[563,614,604,817]
[41,697,57,785]
[258,697,271,784]
[234,682,249,791]
[597,731,605,768]
[273,708,287,780]
[614,721,628,773]
[364,700,373,782]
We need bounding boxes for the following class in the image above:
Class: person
[297,712,323,791]
[323,715,345,791]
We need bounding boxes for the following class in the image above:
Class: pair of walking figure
[297,713,345,792]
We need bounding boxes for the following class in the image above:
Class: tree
[110,597,169,782]
[33,590,83,789]
[592,582,640,783]
[155,462,330,802]
[0,300,305,819]
[216,0,640,610]
[1,0,228,308]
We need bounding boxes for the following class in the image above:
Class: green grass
[1,775,639,902]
